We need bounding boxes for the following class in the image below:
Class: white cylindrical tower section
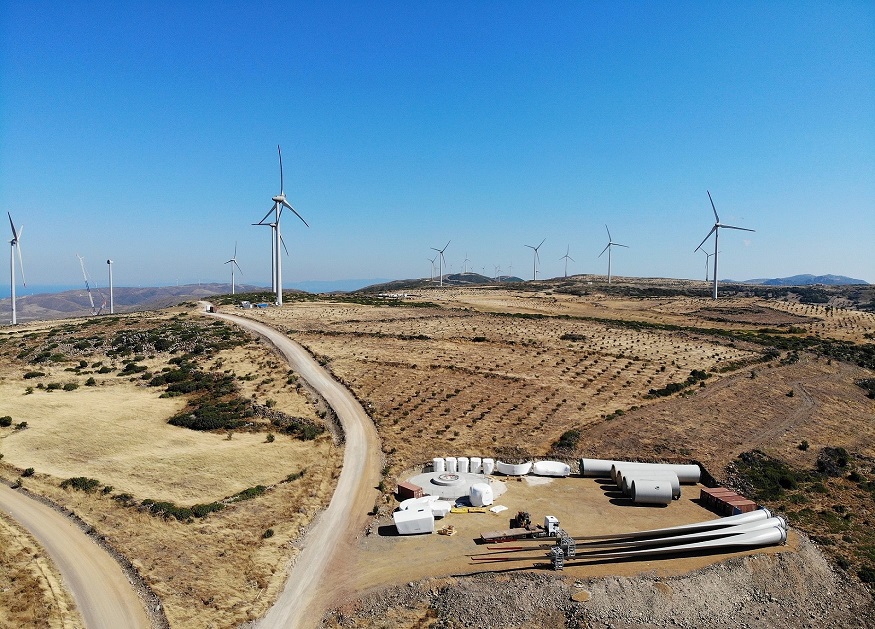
[623,472,681,499]
[445,456,457,473]
[432,457,445,473]
[457,456,469,473]
[580,458,618,477]
[631,479,673,505]
[470,456,482,474]
[482,458,495,475]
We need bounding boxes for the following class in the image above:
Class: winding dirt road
[0,484,151,628]
[208,310,382,629]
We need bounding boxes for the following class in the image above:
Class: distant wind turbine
[107,259,114,314]
[463,252,471,274]
[560,244,575,278]
[431,240,450,287]
[427,255,437,282]
[225,242,243,295]
[7,212,25,325]
[524,238,546,281]
[254,145,308,306]
[694,191,755,300]
[598,225,628,284]
[701,249,716,282]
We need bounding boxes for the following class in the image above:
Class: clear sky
[1,2,873,292]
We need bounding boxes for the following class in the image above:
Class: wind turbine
[254,145,309,306]
[560,244,575,278]
[427,255,437,282]
[463,252,471,274]
[701,249,716,282]
[225,242,243,295]
[7,213,25,325]
[430,240,450,287]
[524,238,545,281]
[694,191,755,300]
[107,259,114,314]
[598,225,628,284]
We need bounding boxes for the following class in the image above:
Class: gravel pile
[323,534,873,629]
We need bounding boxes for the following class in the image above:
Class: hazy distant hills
[1,283,266,324]
[360,273,524,293]
[733,274,869,286]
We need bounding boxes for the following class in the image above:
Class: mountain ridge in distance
[730,274,868,286]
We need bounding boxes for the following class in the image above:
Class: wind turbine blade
[442,240,450,253]
[278,145,284,194]
[280,234,290,256]
[568,256,575,262]
[537,238,545,250]
[256,204,276,225]
[7,212,18,241]
[524,244,535,250]
[721,224,755,233]
[694,226,717,252]
[707,190,719,223]
[234,241,237,257]
[598,243,610,258]
[615,243,629,248]
[17,241,26,286]
[281,199,310,227]
[234,261,243,275]
[605,224,612,241]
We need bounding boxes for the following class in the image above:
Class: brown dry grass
[0,512,84,629]
[0,310,343,629]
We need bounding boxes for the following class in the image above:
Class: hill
[358,273,523,293]
[736,274,869,286]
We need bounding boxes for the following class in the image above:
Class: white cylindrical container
[432,457,445,473]
[470,456,482,474]
[580,458,618,478]
[457,456,470,473]
[482,458,495,475]
[495,461,533,476]
[445,456,457,473]
[631,479,673,505]
[613,462,701,484]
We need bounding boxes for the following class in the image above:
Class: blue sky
[1,2,873,293]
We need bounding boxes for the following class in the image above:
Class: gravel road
[0,483,152,629]
[207,309,383,629]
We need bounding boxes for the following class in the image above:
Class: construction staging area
[353,462,796,596]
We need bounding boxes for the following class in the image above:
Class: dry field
[0,511,84,629]
[0,310,342,628]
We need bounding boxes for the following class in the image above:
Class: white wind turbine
[694,191,755,300]
[524,238,545,281]
[463,252,471,274]
[7,212,25,325]
[254,145,309,306]
[225,242,243,295]
[560,244,575,278]
[701,249,716,282]
[431,240,450,287]
[106,259,114,314]
[598,225,628,284]
[427,255,437,282]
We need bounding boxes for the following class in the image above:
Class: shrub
[0,416,12,427]
[63,382,79,391]
[24,386,33,394]
[191,502,225,518]
[14,422,27,430]
[23,371,45,379]
[266,433,275,443]
[97,366,113,374]
[22,468,34,477]
[102,485,113,494]
[798,440,810,451]
[262,528,275,539]
[85,377,97,386]
[60,477,101,492]
[46,382,62,391]
[859,566,875,583]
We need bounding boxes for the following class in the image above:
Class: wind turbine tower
[107,259,114,314]
[561,245,575,278]
[225,243,243,295]
[430,240,450,287]
[598,225,628,284]
[7,213,25,325]
[255,145,309,306]
[701,249,716,282]
[694,191,755,300]
[524,238,545,281]
[427,255,437,282]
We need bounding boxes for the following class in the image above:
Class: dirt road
[0,484,152,628]
[207,309,382,629]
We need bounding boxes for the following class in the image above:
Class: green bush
[191,502,225,518]
[14,422,27,430]
[262,528,275,539]
[63,382,79,391]
[0,416,12,427]
[23,371,45,379]
[61,477,101,492]
[22,468,34,477]
[553,429,581,450]
[85,377,97,386]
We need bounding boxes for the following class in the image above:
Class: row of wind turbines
[426,191,754,298]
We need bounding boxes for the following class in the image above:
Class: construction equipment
[480,513,560,543]
[77,254,107,315]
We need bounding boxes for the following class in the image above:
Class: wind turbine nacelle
[272,194,286,204]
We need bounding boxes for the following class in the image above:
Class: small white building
[393,508,435,535]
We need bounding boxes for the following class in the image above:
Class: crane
[77,254,107,316]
